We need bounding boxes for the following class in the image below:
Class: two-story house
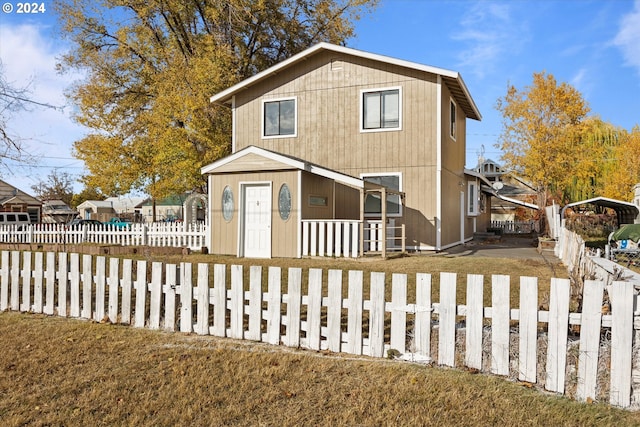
[201,43,485,258]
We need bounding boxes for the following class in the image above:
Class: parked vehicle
[104,217,132,229]
[0,212,31,229]
[68,218,104,228]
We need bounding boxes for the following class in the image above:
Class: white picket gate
[0,250,636,408]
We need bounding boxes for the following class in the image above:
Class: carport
[560,196,639,226]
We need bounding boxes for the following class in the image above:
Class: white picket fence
[490,220,539,234]
[0,250,637,408]
[0,223,207,250]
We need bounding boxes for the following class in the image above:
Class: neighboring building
[139,193,208,223]
[201,42,484,258]
[0,179,42,223]
[41,199,77,224]
[140,194,188,223]
[77,196,145,222]
[473,158,538,223]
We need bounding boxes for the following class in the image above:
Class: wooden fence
[0,250,636,408]
[0,223,207,250]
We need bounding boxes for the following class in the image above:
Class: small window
[278,184,292,221]
[263,98,296,138]
[309,195,327,207]
[468,181,478,216]
[362,173,402,216]
[361,88,401,131]
[221,186,234,222]
[450,98,457,140]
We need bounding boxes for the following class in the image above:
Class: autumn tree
[602,126,640,201]
[55,0,378,200]
[30,170,75,206]
[562,116,623,201]
[496,72,590,224]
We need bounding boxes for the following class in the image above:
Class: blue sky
[1,0,639,194]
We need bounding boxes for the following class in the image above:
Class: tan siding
[230,50,471,249]
[300,172,334,220]
[208,171,300,258]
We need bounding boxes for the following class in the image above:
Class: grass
[1,312,638,426]
[3,240,625,425]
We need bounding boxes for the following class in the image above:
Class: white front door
[242,183,272,258]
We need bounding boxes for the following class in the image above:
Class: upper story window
[361,87,401,132]
[450,98,457,140]
[263,97,296,138]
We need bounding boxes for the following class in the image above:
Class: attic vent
[330,59,343,71]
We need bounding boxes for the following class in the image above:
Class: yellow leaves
[57,0,379,198]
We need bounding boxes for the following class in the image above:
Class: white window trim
[359,86,402,133]
[467,181,479,216]
[449,97,457,141]
[360,172,403,217]
[261,96,297,139]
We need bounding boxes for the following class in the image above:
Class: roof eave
[209,42,481,119]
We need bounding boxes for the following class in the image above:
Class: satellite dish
[492,181,504,191]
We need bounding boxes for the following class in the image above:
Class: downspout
[231,96,236,153]
[436,75,442,250]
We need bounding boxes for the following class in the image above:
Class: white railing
[490,220,538,234]
[1,250,637,408]
[301,219,406,258]
[301,220,360,258]
[0,223,207,250]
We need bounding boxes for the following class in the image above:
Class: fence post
[134,260,147,328]
[576,279,604,402]
[179,262,192,333]
[0,251,8,311]
[265,267,282,346]
[545,278,570,394]
[438,272,457,367]
[369,272,385,358]
[57,252,68,317]
[465,274,484,370]
[21,252,32,313]
[108,258,120,323]
[307,268,323,351]
[491,275,510,376]
[519,276,539,383]
[345,270,363,355]
[284,267,302,348]
[610,280,634,408]
[326,269,342,352]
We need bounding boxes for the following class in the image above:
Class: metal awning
[561,197,639,225]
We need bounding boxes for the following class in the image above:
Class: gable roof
[202,145,366,190]
[0,179,42,206]
[210,42,481,121]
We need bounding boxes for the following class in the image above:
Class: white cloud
[0,23,86,191]
[453,2,526,79]
[613,0,640,75]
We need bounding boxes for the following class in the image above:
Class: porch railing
[301,220,405,258]
[301,220,360,258]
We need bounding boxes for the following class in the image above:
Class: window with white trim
[450,98,457,140]
[361,87,401,131]
[263,97,296,137]
[362,173,402,216]
[468,181,478,216]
